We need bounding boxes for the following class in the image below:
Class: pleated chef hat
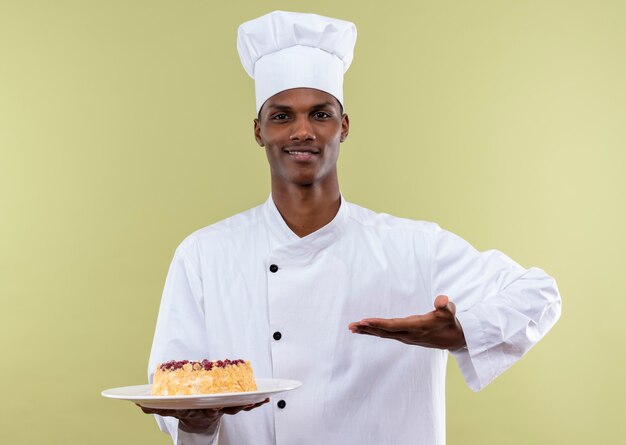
[237,10,357,114]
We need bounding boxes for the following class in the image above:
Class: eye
[271,113,289,120]
[313,111,331,119]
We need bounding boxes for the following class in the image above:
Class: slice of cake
[151,359,257,396]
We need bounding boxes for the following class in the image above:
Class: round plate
[101,378,302,409]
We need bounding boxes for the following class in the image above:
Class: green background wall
[1,1,624,443]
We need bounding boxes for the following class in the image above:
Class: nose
[289,116,316,142]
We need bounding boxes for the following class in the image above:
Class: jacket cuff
[450,309,498,392]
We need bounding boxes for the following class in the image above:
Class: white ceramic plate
[101,378,302,410]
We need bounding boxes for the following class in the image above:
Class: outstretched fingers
[353,325,414,344]
[352,315,422,333]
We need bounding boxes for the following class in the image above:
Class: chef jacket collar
[264,194,348,258]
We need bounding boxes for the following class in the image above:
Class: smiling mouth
[283,148,320,155]
[283,148,320,162]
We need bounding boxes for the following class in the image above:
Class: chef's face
[254,88,349,188]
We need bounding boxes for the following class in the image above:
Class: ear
[253,118,264,147]
[340,113,350,142]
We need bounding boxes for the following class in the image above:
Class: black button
[269,264,278,273]
[273,331,282,341]
[277,400,286,409]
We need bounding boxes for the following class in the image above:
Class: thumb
[434,294,449,309]
[434,295,456,316]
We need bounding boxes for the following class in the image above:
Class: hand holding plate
[138,398,269,434]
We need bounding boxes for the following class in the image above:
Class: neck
[271,180,341,238]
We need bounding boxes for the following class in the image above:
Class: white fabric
[176,428,218,445]
[148,196,561,445]
[237,11,357,113]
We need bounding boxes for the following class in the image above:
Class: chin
[285,171,317,186]
[291,178,316,187]
[288,170,335,187]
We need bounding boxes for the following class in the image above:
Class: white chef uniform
[148,196,561,445]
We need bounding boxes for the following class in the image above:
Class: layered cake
[151,359,257,396]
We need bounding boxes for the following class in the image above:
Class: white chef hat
[237,10,357,114]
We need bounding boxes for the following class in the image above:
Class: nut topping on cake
[159,359,245,371]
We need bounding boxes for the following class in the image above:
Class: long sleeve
[429,225,561,391]
[148,240,218,445]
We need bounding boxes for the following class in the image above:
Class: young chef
[141,10,561,445]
